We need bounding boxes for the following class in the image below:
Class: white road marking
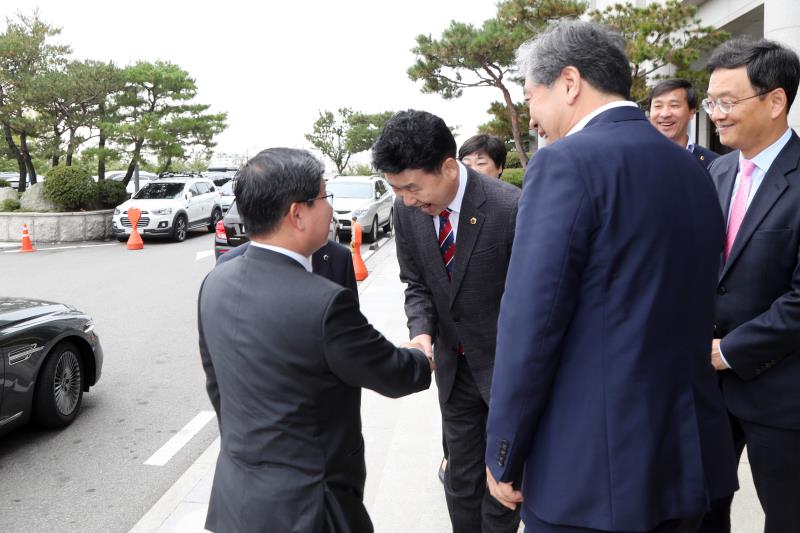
[1,242,118,253]
[144,411,216,466]
[195,250,214,261]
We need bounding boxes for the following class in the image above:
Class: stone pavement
[128,238,765,533]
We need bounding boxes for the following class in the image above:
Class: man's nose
[401,194,416,207]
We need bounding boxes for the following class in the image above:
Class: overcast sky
[1,1,519,168]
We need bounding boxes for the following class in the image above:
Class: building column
[764,0,800,130]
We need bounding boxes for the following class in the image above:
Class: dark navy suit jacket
[486,106,738,531]
[217,239,358,300]
[711,131,800,429]
[692,144,720,168]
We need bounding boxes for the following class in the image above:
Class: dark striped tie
[438,209,455,279]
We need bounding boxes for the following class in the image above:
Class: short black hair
[371,110,457,174]
[234,148,323,238]
[648,79,698,110]
[707,37,800,111]
[458,134,508,170]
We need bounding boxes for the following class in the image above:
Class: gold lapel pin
[700,155,705,160]
[469,217,477,225]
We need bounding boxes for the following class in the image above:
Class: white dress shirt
[249,241,312,272]
[566,100,639,136]
[432,161,469,240]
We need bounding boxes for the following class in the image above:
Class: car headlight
[151,207,173,215]
[352,208,369,217]
[114,208,121,215]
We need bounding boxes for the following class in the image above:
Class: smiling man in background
[649,78,719,167]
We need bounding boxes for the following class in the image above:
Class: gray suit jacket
[394,167,520,404]
[199,245,431,533]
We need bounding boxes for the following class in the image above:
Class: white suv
[112,177,223,242]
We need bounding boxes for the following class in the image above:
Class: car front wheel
[172,214,188,242]
[34,341,84,428]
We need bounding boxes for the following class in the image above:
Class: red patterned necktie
[438,209,455,279]
[725,158,756,260]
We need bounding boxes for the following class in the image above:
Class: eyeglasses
[701,90,771,115]
[305,193,334,204]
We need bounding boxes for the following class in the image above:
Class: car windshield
[221,181,235,195]
[326,182,372,199]
[133,182,185,199]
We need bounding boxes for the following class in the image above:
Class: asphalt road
[0,231,376,533]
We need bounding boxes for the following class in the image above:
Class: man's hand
[486,467,523,511]
[711,338,727,371]
[409,334,433,357]
[402,334,435,371]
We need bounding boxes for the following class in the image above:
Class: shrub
[1,198,20,212]
[0,179,10,188]
[43,165,97,211]
[505,151,523,169]
[501,168,524,189]
[96,179,128,208]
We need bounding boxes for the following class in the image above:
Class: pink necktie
[725,158,757,259]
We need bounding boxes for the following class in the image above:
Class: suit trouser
[441,356,520,533]
[523,512,703,533]
[698,415,800,533]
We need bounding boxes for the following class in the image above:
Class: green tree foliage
[43,164,96,210]
[478,100,530,151]
[591,0,729,105]
[305,108,393,175]
[112,61,227,183]
[408,0,586,167]
[95,178,127,209]
[343,163,375,176]
[0,14,228,188]
[0,12,69,191]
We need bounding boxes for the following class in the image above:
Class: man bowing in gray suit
[198,148,432,533]
[372,110,521,533]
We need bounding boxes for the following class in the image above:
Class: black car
[214,201,341,259]
[0,297,103,436]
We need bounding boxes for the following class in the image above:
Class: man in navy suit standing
[484,21,738,533]
[699,38,800,533]
[648,78,720,167]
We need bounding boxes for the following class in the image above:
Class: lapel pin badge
[469,217,477,225]
[323,254,329,261]
[700,155,705,160]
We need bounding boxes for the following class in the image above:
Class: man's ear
[769,88,788,119]
[561,66,581,104]
[287,201,305,231]
[441,157,459,179]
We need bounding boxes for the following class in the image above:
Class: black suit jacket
[394,167,520,404]
[217,239,358,299]
[693,144,720,168]
[711,131,800,429]
[199,246,430,532]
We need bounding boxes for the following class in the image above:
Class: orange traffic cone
[351,218,368,281]
[20,224,35,252]
[126,207,144,250]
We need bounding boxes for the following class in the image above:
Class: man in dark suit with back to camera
[198,148,432,533]
[648,78,720,167]
[484,21,738,533]
[372,110,521,533]
[698,37,800,533]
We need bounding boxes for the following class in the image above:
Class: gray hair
[516,20,632,99]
